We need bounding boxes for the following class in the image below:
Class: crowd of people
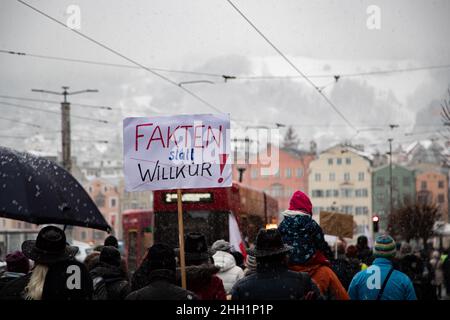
[1,190,450,301]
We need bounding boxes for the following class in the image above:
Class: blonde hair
[24,264,49,300]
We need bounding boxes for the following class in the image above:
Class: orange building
[232,145,316,213]
[416,171,449,223]
[72,178,120,245]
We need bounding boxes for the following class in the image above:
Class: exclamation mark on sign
[218,153,229,183]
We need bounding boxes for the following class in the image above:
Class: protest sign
[123,114,232,191]
[319,211,354,239]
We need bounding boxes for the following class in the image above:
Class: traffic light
[372,215,379,233]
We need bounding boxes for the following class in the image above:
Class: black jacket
[0,260,93,300]
[231,262,321,300]
[0,273,30,300]
[126,269,196,300]
[90,263,130,300]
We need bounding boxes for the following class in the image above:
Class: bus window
[154,211,228,248]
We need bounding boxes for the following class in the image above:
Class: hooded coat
[177,264,227,300]
[212,251,244,294]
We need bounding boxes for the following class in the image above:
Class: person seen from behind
[348,235,416,300]
[278,190,349,300]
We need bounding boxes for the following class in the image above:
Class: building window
[358,172,364,181]
[104,186,108,193]
[341,206,353,214]
[329,173,335,181]
[377,177,384,186]
[393,177,398,189]
[274,169,280,178]
[251,169,258,179]
[355,189,368,197]
[355,207,369,215]
[356,224,368,234]
[269,184,284,198]
[285,168,292,178]
[344,173,350,182]
[81,231,87,240]
[326,190,333,197]
[438,180,444,189]
[346,158,351,165]
[337,158,342,165]
[328,158,333,165]
[311,190,324,198]
[296,168,303,178]
[403,177,410,187]
[110,198,117,208]
[333,190,339,197]
[341,188,353,198]
[421,181,427,190]
[315,173,321,182]
[418,190,430,205]
[438,194,445,203]
[377,193,384,204]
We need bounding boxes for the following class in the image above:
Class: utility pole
[387,124,399,232]
[32,87,98,173]
[31,87,98,243]
[388,138,393,219]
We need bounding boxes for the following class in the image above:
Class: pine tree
[282,126,300,149]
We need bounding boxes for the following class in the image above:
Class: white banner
[123,114,231,191]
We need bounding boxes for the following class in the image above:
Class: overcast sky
[0,0,449,161]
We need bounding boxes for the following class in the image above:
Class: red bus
[122,209,153,272]
[153,182,279,249]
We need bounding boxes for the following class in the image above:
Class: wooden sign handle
[177,189,187,289]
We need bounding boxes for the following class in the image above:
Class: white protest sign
[123,114,231,191]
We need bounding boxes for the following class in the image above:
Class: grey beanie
[211,239,231,253]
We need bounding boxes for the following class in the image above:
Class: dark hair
[104,235,119,248]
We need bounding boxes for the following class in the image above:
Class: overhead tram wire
[225,0,356,131]
[235,64,450,80]
[0,94,112,110]
[0,116,42,128]
[16,0,224,114]
[3,49,449,82]
[0,101,108,124]
[0,49,227,79]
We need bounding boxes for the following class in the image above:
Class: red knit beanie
[288,190,313,215]
[6,250,30,274]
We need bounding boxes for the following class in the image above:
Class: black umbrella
[0,147,111,232]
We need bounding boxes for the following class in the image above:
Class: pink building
[72,178,120,245]
[233,145,316,212]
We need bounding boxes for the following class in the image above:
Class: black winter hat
[148,243,176,271]
[247,228,292,258]
[99,246,121,267]
[22,226,78,264]
[104,235,119,248]
[184,232,211,263]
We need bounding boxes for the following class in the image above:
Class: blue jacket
[348,258,417,300]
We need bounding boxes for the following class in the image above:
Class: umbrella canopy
[0,147,111,232]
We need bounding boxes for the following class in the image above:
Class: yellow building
[308,145,373,241]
